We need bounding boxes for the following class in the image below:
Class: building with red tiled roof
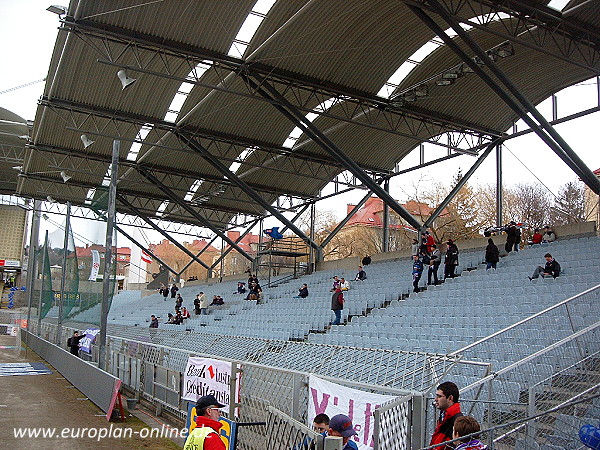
[73,244,131,287]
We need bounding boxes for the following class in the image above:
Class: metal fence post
[291,372,304,420]
[411,393,426,449]
[229,362,239,418]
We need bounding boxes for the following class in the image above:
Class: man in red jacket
[184,395,226,450]
[430,381,463,449]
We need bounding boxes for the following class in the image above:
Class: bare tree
[550,180,587,225]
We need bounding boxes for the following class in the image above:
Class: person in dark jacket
[361,255,371,266]
[149,315,159,328]
[295,284,309,298]
[505,221,520,253]
[430,381,463,449]
[412,255,424,293]
[428,244,441,285]
[170,283,178,299]
[444,240,459,279]
[330,289,344,325]
[67,331,86,356]
[485,238,500,270]
[529,253,561,280]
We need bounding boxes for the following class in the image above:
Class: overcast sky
[1,0,597,248]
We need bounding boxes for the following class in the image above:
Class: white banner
[88,250,100,281]
[182,357,240,414]
[308,375,396,450]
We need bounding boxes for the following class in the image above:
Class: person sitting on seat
[530,228,543,245]
[330,276,341,292]
[529,253,561,281]
[542,226,556,243]
[295,284,308,298]
[354,266,367,281]
[234,282,246,294]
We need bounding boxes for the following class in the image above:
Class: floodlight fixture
[117,69,137,90]
[436,79,454,86]
[414,84,429,97]
[81,134,94,149]
[46,195,56,203]
[60,171,71,183]
[46,5,67,15]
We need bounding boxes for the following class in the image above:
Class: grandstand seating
[87,235,600,371]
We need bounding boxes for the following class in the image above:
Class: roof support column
[382,179,390,253]
[242,73,424,231]
[424,141,498,229]
[174,132,321,251]
[408,1,600,195]
[135,167,255,262]
[279,204,311,235]
[320,190,373,249]
[116,194,212,272]
[496,143,503,227]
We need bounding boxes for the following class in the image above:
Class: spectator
[444,240,459,279]
[166,313,175,324]
[505,221,521,253]
[161,283,169,301]
[411,238,419,257]
[199,292,209,315]
[412,255,423,293]
[542,226,556,243]
[529,253,561,281]
[149,315,159,328]
[424,231,435,253]
[340,277,350,291]
[330,288,344,325]
[330,276,341,292]
[234,282,246,294]
[430,381,463,449]
[484,238,499,271]
[193,294,201,315]
[295,284,309,298]
[170,283,179,299]
[361,255,371,266]
[182,307,191,319]
[428,244,441,285]
[67,331,86,357]
[354,266,367,281]
[452,416,487,450]
[530,228,543,245]
[210,296,224,306]
[313,413,330,435]
[184,395,226,450]
[328,414,358,450]
[174,310,184,324]
[175,293,183,309]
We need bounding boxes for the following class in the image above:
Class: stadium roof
[16,0,600,233]
[0,107,28,194]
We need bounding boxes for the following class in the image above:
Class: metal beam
[320,190,373,249]
[175,131,321,251]
[177,236,219,276]
[410,2,600,195]
[496,143,503,227]
[90,206,180,278]
[64,17,499,137]
[135,166,255,262]
[424,141,498,229]
[210,219,260,271]
[115,194,212,271]
[382,179,390,252]
[243,73,424,231]
[278,204,311,236]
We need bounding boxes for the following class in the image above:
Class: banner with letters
[79,328,100,353]
[182,357,241,416]
[89,250,100,281]
[308,375,396,450]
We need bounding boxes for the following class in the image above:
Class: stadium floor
[0,335,180,449]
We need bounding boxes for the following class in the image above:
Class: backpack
[67,337,72,347]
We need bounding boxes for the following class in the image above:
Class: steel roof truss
[135,166,255,262]
[210,219,260,271]
[175,131,321,252]
[64,18,500,138]
[403,0,600,74]
[245,73,424,231]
